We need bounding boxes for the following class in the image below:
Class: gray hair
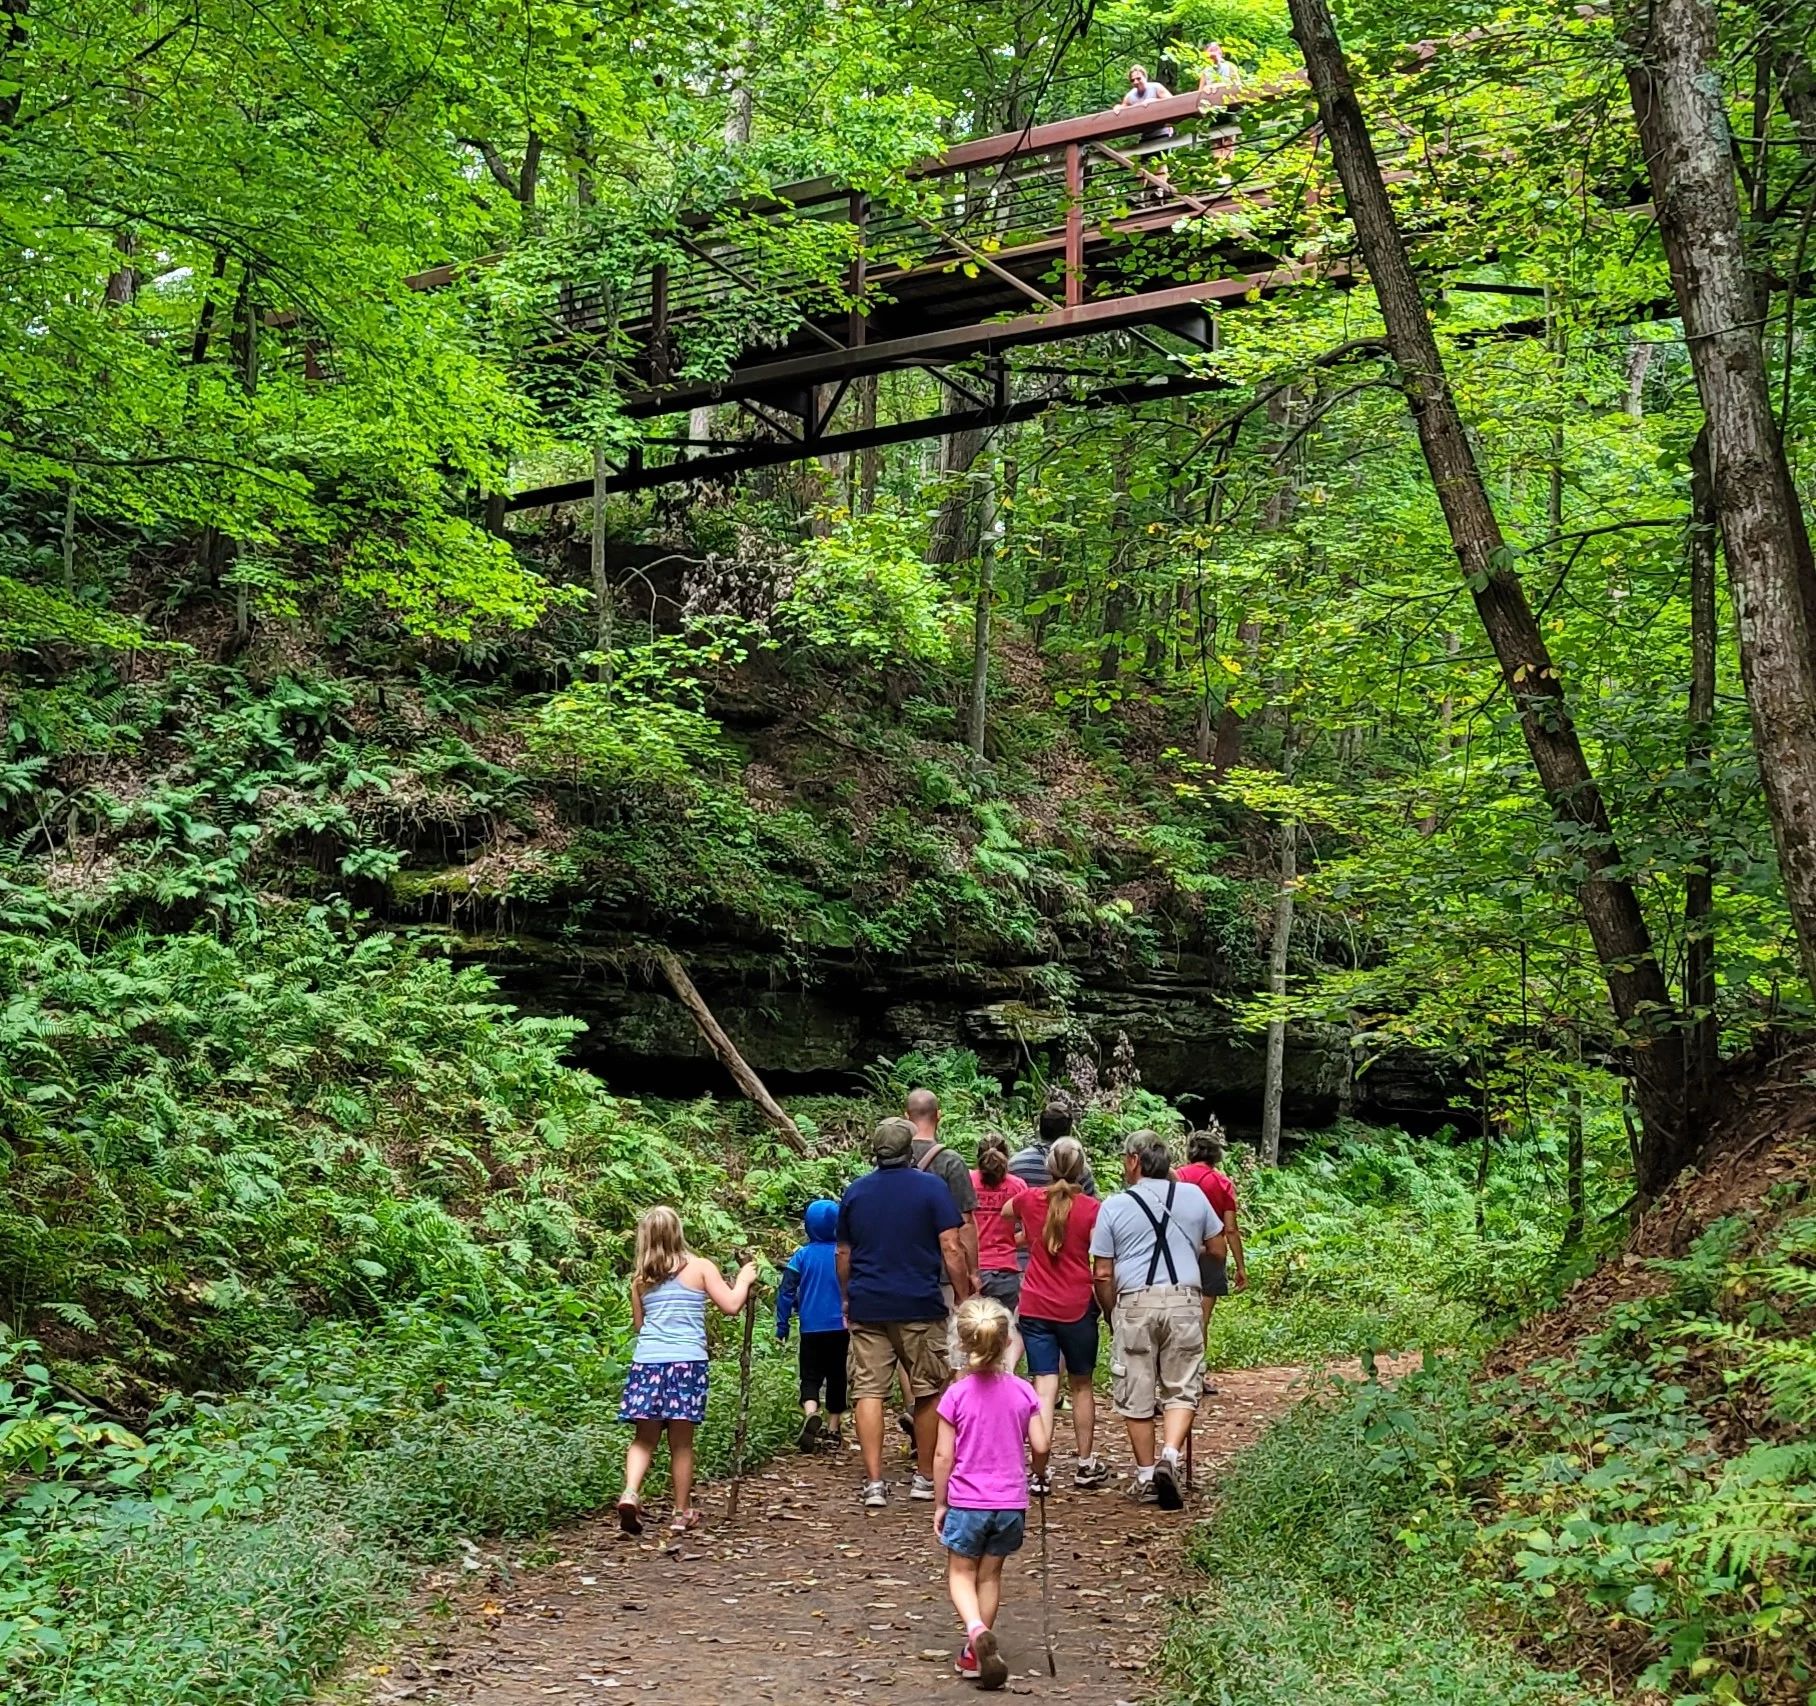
[1122,1127,1174,1179]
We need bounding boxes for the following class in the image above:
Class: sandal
[669,1508,703,1535]
[616,1498,643,1537]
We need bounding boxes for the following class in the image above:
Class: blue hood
[804,1199,839,1242]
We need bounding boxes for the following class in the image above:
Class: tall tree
[1285,0,1700,1195]
[1616,0,1816,999]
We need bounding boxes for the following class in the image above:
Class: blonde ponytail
[1043,1138,1086,1257]
[955,1296,1013,1375]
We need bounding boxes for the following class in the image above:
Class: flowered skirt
[619,1359,709,1423]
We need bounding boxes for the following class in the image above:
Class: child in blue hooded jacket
[777,1199,848,1453]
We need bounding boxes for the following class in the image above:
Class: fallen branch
[653,947,807,1152]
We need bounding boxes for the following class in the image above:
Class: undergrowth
[1166,1186,1816,1706]
[1204,1120,1628,1369]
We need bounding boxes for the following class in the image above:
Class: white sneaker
[909,1472,936,1501]
[862,1480,888,1508]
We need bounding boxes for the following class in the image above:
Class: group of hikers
[613,1092,1246,1690]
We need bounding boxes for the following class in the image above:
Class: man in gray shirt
[1008,1104,1098,1196]
[1090,1130,1224,1509]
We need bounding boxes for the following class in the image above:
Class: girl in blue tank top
[617,1206,758,1537]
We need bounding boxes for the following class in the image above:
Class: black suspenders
[1126,1182,1179,1288]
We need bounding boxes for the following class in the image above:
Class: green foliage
[779,509,959,667]
[1205,1123,1627,1368]
[1168,1197,1816,1706]
[1160,1363,1592,1706]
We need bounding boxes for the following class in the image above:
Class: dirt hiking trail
[355,1359,1407,1705]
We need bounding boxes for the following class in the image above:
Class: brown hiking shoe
[973,1628,1009,1691]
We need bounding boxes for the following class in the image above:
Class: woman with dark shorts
[1002,1137,1109,1490]
[1178,1127,1246,1395]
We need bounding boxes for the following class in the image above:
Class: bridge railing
[570,80,1310,394]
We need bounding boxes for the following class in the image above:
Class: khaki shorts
[850,1319,949,1402]
[1110,1286,1204,1419]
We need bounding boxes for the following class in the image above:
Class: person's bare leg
[1070,1375,1096,1458]
[912,1393,940,1478]
[948,1551,983,1631]
[1126,1415,1156,1469]
[1033,1372,1060,1448]
[856,1396,885,1482]
[622,1419,662,1504]
[1161,1404,1194,1455]
[978,1553,1006,1627]
[828,1409,845,1439]
[668,1420,696,1513]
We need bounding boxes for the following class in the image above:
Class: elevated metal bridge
[502,80,1341,506]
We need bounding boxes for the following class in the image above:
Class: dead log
[654,948,807,1152]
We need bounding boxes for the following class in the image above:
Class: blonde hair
[955,1296,1014,1375]
[1043,1137,1087,1258]
[633,1205,689,1291]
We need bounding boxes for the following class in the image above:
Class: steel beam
[504,369,1239,508]
[619,268,1325,418]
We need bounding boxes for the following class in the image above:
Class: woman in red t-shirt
[1177,1127,1246,1394]
[972,1137,1032,1367]
[1003,1138,1109,1490]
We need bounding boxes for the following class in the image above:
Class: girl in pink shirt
[933,1297,1052,1690]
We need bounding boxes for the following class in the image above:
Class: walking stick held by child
[727,1253,759,1522]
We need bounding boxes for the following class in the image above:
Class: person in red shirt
[1003,1138,1111,1490]
[1177,1126,1246,1395]
[972,1138,1033,1309]
[972,1137,1032,1367]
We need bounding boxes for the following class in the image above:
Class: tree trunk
[1210,617,1259,772]
[1623,341,1651,419]
[0,0,26,134]
[967,456,1009,756]
[655,949,806,1151]
[855,376,879,513]
[1685,428,1720,1104]
[1288,0,1696,1197]
[104,229,137,306]
[1259,719,1297,1167]
[61,482,76,593]
[928,414,985,565]
[1618,0,1816,1005]
[591,441,612,685]
[1563,1083,1586,1248]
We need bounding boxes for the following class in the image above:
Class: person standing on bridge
[839,1118,971,1508]
[1120,62,1174,113]
[1090,1130,1224,1510]
[1197,41,1246,94]
[1118,64,1176,199]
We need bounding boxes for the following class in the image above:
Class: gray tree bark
[591,442,613,685]
[1288,0,1697,1196]
[1618,0,1816,1004]
[1685,428,1720,1104]
[1260,716,1297,1167]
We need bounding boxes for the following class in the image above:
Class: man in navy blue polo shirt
[838,1117,971,1507]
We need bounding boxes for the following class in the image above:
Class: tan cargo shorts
[1110,1285,1204,1419]
[849,1318,949,1402]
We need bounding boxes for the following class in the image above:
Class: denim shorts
[940,1507,1026,1558]
[1020,1308,1100,1379]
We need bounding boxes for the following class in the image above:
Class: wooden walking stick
[726,1267,759,1522]
[1038,1489,1057,1677]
